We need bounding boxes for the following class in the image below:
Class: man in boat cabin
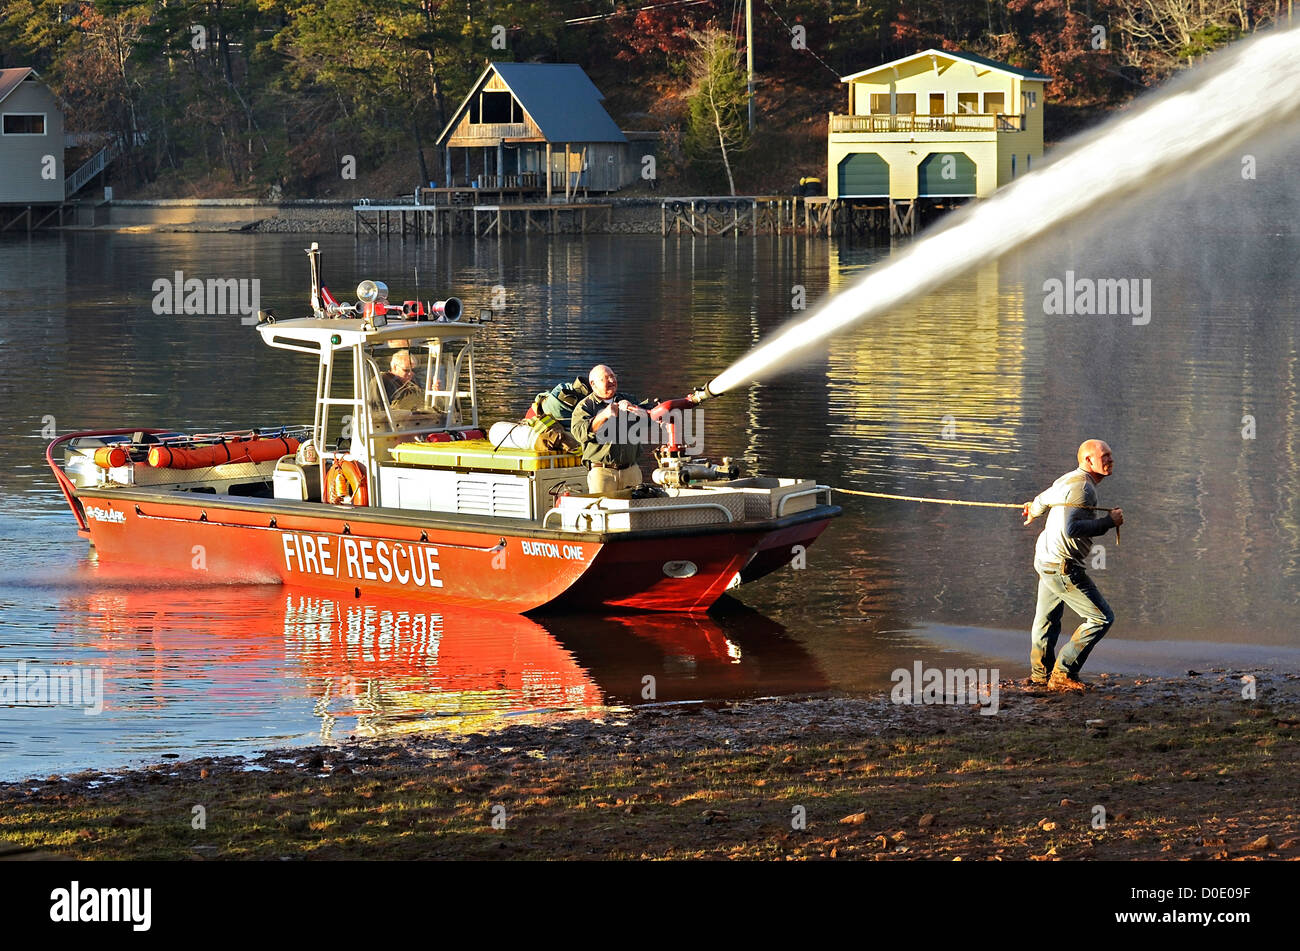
[570,364,656,495]
[369,349,424,418]
[1021,439,1124,692]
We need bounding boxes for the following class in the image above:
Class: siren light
[356,280,389,327]
[356,280,388,304]
[432,298,462,321]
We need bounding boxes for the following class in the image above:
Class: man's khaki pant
[586,464,642,495]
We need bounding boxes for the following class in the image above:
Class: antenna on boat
[306,242,323,318]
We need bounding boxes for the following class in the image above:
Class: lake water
[2,149,1299,778]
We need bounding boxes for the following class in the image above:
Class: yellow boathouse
[828,48,1050,226]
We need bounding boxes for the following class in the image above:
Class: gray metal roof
[438,63,627,145]
[0,68,37,105]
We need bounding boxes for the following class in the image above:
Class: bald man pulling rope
[1021,439,1125,692]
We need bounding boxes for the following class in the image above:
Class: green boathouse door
[837,153,890,197]
[918,152,976,196]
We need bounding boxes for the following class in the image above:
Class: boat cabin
[259,308,589,521]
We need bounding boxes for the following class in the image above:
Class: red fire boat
[47,245,839,613]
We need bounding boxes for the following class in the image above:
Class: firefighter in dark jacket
[570,364,656,494]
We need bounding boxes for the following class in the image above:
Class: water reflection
[826,259,1029,485]
[37,582,828,764]
[4,159,1300,775]
[282,592,601,739]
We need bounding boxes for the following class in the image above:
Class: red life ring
[326,459,368,506]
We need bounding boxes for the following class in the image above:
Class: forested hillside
[1,1,1285,197]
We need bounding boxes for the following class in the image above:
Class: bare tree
[684,27,751,196]
[1115,0,1260,76]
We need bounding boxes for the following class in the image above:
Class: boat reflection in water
[282,590,601,738]
[66,579,828,746]
[540,600,829,706]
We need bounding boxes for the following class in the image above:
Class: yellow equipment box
[390,439,582,471]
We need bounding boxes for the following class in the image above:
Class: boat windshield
[363,336,474,433]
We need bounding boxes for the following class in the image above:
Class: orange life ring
[326,459,368,506]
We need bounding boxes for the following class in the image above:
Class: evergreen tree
[684,27,750,196]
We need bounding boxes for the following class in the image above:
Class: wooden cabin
[828,49,1049,203]
[436,63,648,199]
[0,68,64,204]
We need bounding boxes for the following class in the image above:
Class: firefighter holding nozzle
[571,364,668,495]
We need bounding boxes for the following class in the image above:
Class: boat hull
[72,488,838,614]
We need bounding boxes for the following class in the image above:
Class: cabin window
[2,114,45,135]
[956,93,979,115]
[1011,154,1017,178]
[928,93,945,115]
[983,92,1005,114]
[869,93,890,114]
[480,91,515,124]
[364,338,473,434]
[894,94,916,114]
[1021,90,1038,111]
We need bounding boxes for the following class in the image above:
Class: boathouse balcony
[450,122,533,142]
[829,112,1026,135]
[419,171,573,198]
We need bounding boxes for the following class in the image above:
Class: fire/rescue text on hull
[280,532,443,587]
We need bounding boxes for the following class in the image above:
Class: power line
[760,0,841,78]
[564,0,715,26]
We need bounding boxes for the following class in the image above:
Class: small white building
[0,68,64,204]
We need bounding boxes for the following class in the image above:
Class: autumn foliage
[0,0,1282,196]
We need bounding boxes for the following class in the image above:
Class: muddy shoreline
[2,669,1296,861]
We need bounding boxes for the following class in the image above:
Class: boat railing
[45,427,170,535]
[363,353,400,435]
[541,501,736,532]
[777,485,834,515]
[160,426,313,446]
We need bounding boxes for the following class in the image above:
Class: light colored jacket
[1029,467,1116,568]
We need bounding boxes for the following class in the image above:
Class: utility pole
[746,0,755,131]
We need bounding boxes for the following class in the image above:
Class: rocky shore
[66,198,768,235]
[247,200,676,235]
[1,670,1296,861]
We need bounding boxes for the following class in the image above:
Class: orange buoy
[93,446,129,468]
[148,436,299,469]
[326,459,368,506]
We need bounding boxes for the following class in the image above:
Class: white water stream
[707,25,1300,396]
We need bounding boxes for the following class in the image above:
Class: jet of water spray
[704,26,1300,398]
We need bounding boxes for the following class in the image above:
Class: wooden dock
[472,203,612,236]
[659,196,832,237]
[831,196,973,238]
[354,201,611,238]
[352,193,836,239]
